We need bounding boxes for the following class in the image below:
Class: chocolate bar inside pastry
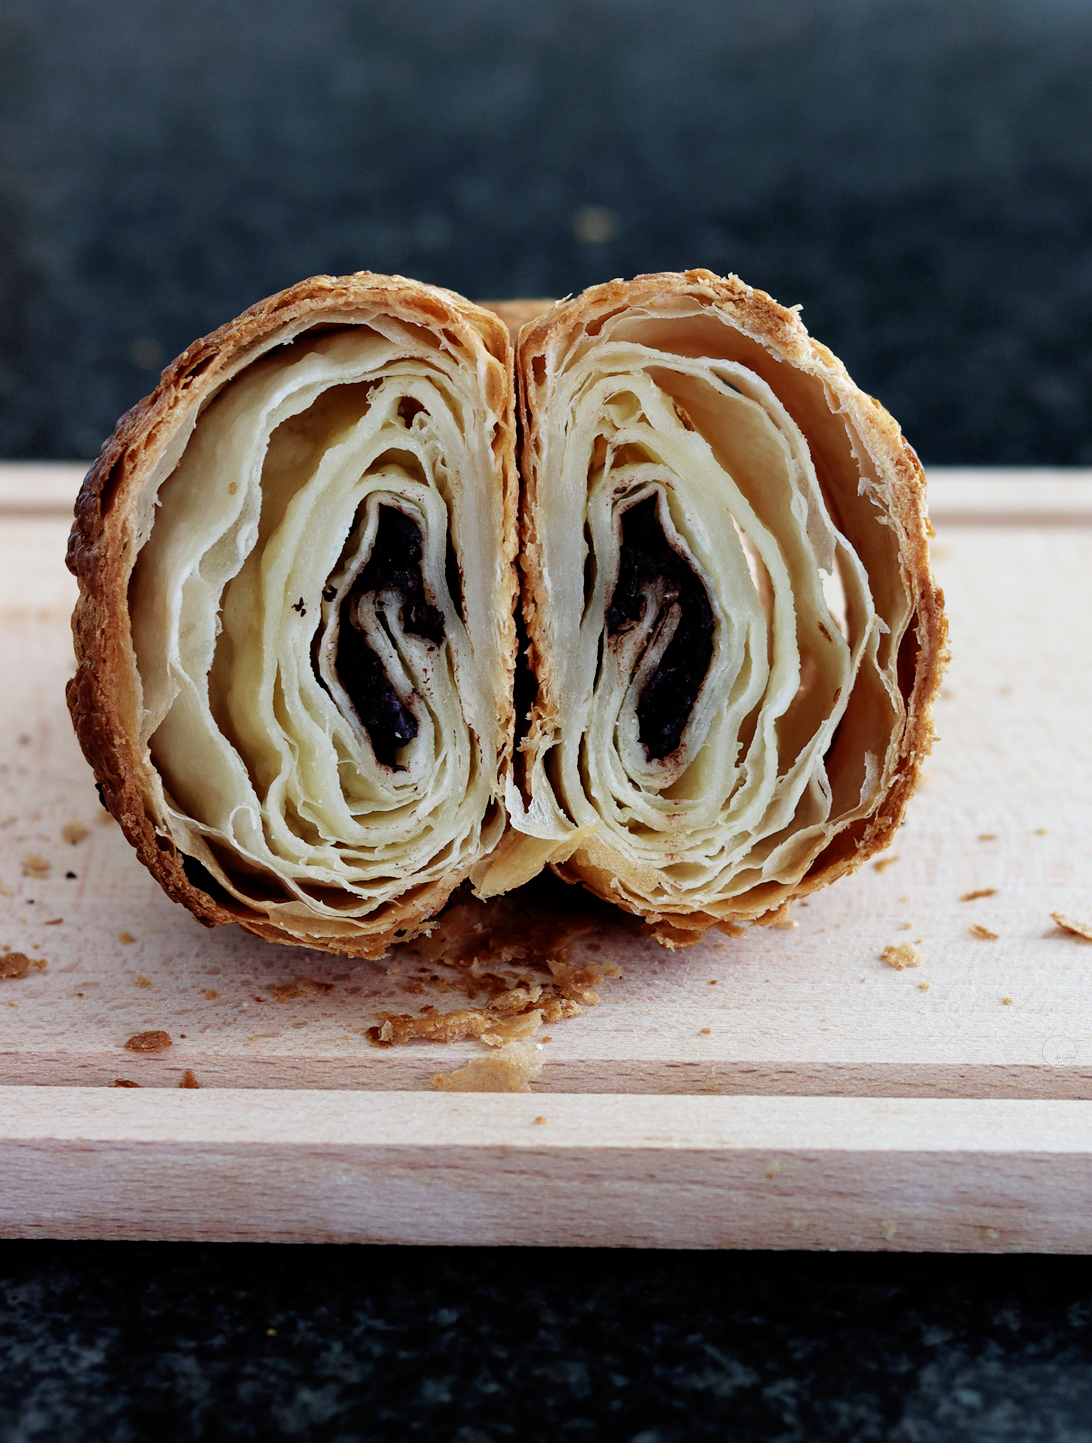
[507,270,946,946]
[67,275,517,956]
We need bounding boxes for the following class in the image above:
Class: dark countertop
[2,0,1092,467]
[3,1243,1092,1441]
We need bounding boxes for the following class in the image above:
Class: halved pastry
[67,274,517,956]
[508,270,947,946]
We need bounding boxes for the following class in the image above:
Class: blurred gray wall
[1,0,1091,463]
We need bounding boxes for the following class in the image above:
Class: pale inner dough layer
[512,324,910,916]
[130,323,508,925]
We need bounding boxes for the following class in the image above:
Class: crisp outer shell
[514,269,948,943]
[67,272,518,958]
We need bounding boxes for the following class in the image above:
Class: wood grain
[5,1088,1092,1250]
[1,464,1091,1246]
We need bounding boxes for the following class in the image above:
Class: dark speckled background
[1,0,1092,463]
[4,1245,1092,1441]
[3,3,1092,1436]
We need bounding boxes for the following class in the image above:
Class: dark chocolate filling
[335,506,445,768]
[606,494,715,760]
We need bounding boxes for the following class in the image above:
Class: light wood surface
[6,1088,1092,1250]
[2,464,1091,1246]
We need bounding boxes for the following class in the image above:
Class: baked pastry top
[505,270,947,945]
[67,273,517,956]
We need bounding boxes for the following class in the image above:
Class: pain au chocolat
[67,274,518,956]
[503,270,947,946]
[68,268,945,957]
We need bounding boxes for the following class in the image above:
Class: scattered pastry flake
[1052,912,1092,943]
[763,1161,781,1180]
[918,982,930,992]
[881,942,923,970]
[533,1115,547,1125]
[880,1220,897,1242]
[0,952,46,980]
[1035,828,1049,836]
[204,989,219,1000]
[873,856,900,874]
[369,994,581,1048]
[135,974,151,988]
[118,931,137,945]
[978,833,998,842]
[961,888,997,902]
[43,918,63,926]
[898,922,913,931]
[700,1027,712,1035]
[370,881,620,1049]
[432,1041,545,1093]
[21,855,50,878]
[124,1029,172,1052]
[970,924,999,941]
[271,978,334,1002]
[1003,997,1013,1006]
[180,1069,200,1089]
[62,822,89,845]
[0,881,12,897]
[113,1078,140,1088]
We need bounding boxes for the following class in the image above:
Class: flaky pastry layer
[506,270,947,946]
[67,273,518,957]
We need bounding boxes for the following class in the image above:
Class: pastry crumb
[970,924,999,941]
[1035,828,1049,836]
[880,1220,897,1241]
[918,982,930,991]
[124,1029,171,1052]
[700,1027,711,1035]
[881,942,922,970]
[21,855,50,878]
[899,922,913,931]
[62,822,89,845]
[763,1161,781,1180]
[1052,912,1092,942]
[978,833,998,842]
[118,930,137,944]
[533,1115,547,1124]
[432,1041,545,1093]
[1003,996,1013,1006]
[113,1078,140,1088]
[962,888,997,902]
[271,977,334,1002]
[0,952,46,980]
[180,1069,200,1089]
[204,988,219,999]
[873,856,900,873]
[135,974,151,988]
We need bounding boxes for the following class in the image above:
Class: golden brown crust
[67,272,517,959]
[515,269,948,944]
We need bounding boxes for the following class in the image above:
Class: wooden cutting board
[2,463,1091,1249]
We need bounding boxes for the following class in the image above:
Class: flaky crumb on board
[432,1041,545,1093]
[970,924,999,941]
[961,888,997,902]
[1052,912,1092,942]
[366,880,622,1050]
[881,942,923,970]
[124,1029,172,1052]
[180,1069,200,1089]
[873,856,899,873]
[0,952,47,980]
